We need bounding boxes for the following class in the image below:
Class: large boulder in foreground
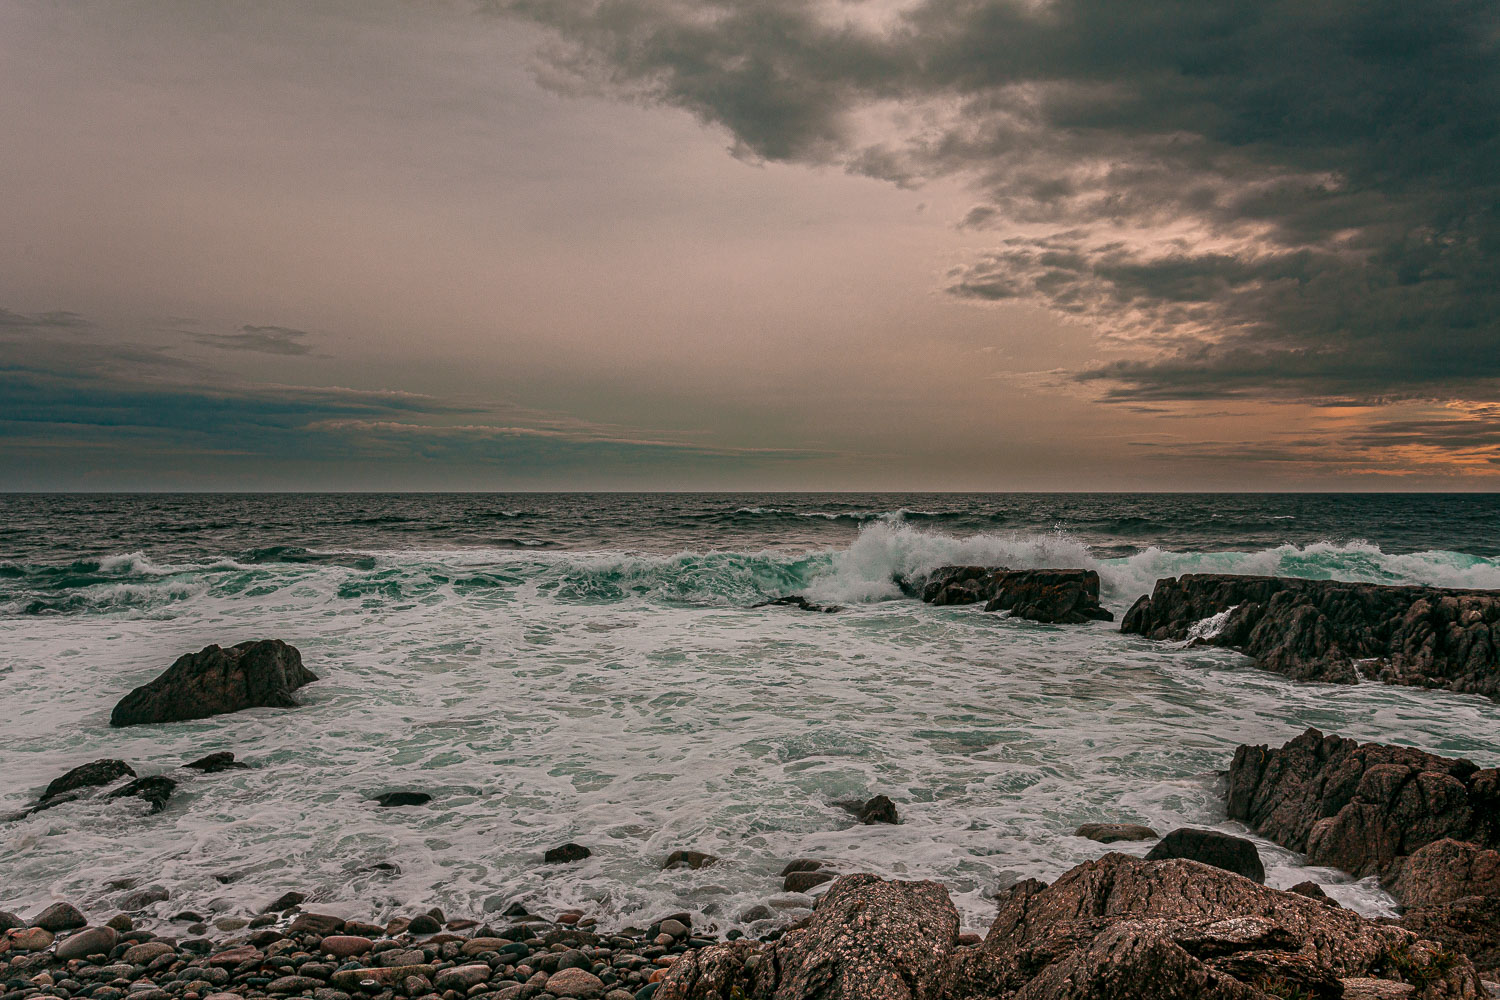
[916,566,1114,624]
[110,640,318,727]
[1227,728,1499,878]
[656,859,1482,999]
[1387,840,1500,973]
[1121,573,1500,700]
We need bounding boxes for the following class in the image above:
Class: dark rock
[109,639,318,727]
[406,914,441,935]
[1121,573,1500,699]
[107,776,176,813]
[117,886,169,910]
[779,859,823,876]
[1388,838,1500,907]
[1227,727,1499,878]
[1144,827,1266,882]
[782,871,835,893]
[0,911,23,932]
[661,851,718,871]
[916,566,1114,624]
[372,792,432,808]
[184,752,249,773]
[544,843,591,864]
[262,891,307,912]
[835,794,898,825]
[30,902,87,932]
[1397,895,1500,973]
[34,760,136,811]
[1290,881,1334,902]
[1074,821,1159,843]
[751,595,841,614]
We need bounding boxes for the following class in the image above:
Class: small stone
[406,915,441,935]
[736,905,773,923]
[30,902,87,932]
[321,936,375,959]
[432,966,490,992]
[660,851,718,872]
[118,887,170,911]
[55,926,119,961]
[208,945,263,968]
[375,950,427,969]
[656,920,687,940]
[459,939,510,957]
[106,914,134,932]
[373,792,432,808]
[779,860,822,876]
[544,844,590,865]
[123,943,176,965]
[0,910,24,932]
[544,968,605,999]
[268,976,326,994]
[856,794,898,825]
[288,913,347,936]
[1074,823,1159,844]
[214,917,249,931]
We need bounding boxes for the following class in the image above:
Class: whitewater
[2,493,1499,934]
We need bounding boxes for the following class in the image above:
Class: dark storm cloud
[193,325,314,355]
[0,308,91,330]
[499,0,1500,402]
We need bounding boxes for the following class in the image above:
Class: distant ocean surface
[3,493,1499,932]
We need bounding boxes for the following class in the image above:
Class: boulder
[109,639,318,727]
[320,935,374,958]
[1121,574,1500,699]
[0,911,23,933]
[1397,895,1500,973]
[662,850,719,871]
[287,912,345,936]
[657,873,959,1000]
[33,760,136,810]
[783,870,836,893]
[1075,822,1159,843]
[917,566,1114,624]
[544,843,591,864]
[1227,728,1499,878]
[545,967,606,998]
[1387,839,1500,907]
[836,794,899,825]
[1144,828,1266,882]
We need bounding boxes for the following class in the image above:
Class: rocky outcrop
[916,566,1114,624]
[1227,728,1499,878]
[656,861,1482,999]
[1121,574,1500,700]
[110,640,318,727]
[753,595,842,613]
[1228,728,1500,972]
[32,759,135,812]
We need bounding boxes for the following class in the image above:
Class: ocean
[3,492,1499,933]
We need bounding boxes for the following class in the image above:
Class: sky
[2,0,1498,491]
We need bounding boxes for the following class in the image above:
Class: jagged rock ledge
[1122,573,1500,700]
[904,566,1114,624]
[1229,727,1500,972]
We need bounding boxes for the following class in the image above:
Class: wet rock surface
[1144,827,1266,882]
[1121,573,1500,699]
[1074,822,1159,843]
[915,566,1114,624]
[110,640,318,727]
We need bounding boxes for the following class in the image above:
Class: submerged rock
[184,751,249,772]
[753,595,842,613]
[1144,827,1266,882]
[1121,573,1500,699]
[32,759,137,811]
[372,791,432,807]
[835,793,899,825]
[1075,821,1159,843]
[662,850,719,871]
[110,639,318,727]
[108,775,176,813]
[917,566,1114,624]
[29,901,87,932]
[544,843,591,864]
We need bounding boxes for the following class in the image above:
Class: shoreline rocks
[1228,727,1500,971]
[913,566,1114,624]
[1121,573,1500,700]
[110,640,318,728]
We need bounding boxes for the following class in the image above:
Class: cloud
[0,308,90,331]
[498,0,1500,403]
[192,324,314,355]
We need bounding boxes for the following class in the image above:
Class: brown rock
[919,566,1114,624]
[320,935,374,958]
[55,925,118,961]
[783,870,836,893]
[287,912,346,936]
[662,850,719,871]
[5,927,54,951]
[545,967,606,998]
[110,639,318,727]
[123,942,176,964]
[1074,822,1159,843]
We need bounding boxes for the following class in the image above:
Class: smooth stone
[0,911,24,932]
[321,937,374,959]
[105,915,134,933]
[432,966,490,991]
[214,918,249,932]
[1074,823,1159,844]
[783,871,836,893]
[660,852,718,872]
[268,976,325,994]
[374,950,427,969]
[1144,827,1266,882]
[287,913,346,936]
[656,920,687,940]
[329,965,436,991]
[5,928,55,951]
[55,926,119,962]
[779,860,822,876]
[122,943,175,965]
[30,903,87,932]
[261,892,306,913]
[118,888,169,911]
[544,968,605,999]
[405,915,441,935]
[459,939,510,957]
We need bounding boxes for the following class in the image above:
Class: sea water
[2,493,1498,932]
